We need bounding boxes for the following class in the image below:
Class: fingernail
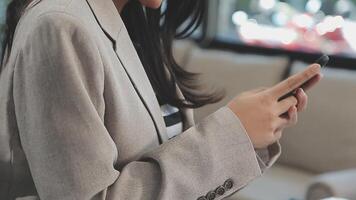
[312,64,321,71]
[290,106,297,113]
[299,88,305,94]
[296,88,303,94]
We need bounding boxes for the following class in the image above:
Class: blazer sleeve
[13,12,280,200]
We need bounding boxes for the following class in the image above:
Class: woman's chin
[140,0,162,9]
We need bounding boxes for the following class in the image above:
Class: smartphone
[278,55,329,101]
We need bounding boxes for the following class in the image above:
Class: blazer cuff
[207,106,264,199]
[223,106,281,173]
[255,142,281,172]
[142,106,268,200]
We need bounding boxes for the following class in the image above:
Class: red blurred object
[323,27,344,41]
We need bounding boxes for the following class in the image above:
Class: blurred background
[198,0,356,69]
[174,1,356,200]
[218,0,356,58]
[1,0,356,200]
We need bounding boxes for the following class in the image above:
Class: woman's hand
[228,64,322,149]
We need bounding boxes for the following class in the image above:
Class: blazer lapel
[115,28,169,142]
[86,0,168,142]
[86,0,123,44]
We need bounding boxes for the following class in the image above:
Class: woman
[0,0,322,199]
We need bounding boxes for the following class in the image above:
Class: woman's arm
[13,12,267,200]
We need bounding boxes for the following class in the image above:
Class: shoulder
[5,0,105,83]
[23,0,90,21]
[9,1,104,69]
[13,0,95,52]
[22,0,79,27]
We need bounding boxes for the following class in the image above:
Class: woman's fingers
[288,106,298,126]
[266,64,321,99]
[296,88,308,112]
[301,73,323,91]
[273,129,283,141]
[277,96,298,115]
[250,87,268,94]
[277,88,308,114]
[273,109,296,140]
[275,105,298,129]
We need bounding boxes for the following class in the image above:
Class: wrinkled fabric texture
[0,0,280,199]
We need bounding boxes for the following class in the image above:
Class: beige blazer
[0,0,281,199]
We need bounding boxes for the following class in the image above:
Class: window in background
[217,0,356,58]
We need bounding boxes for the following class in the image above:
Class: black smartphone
[278,55,329,101]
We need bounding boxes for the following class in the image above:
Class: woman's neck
[113,0,128,13]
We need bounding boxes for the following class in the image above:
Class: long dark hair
[1,0,223,108]
[1,0,30,66]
